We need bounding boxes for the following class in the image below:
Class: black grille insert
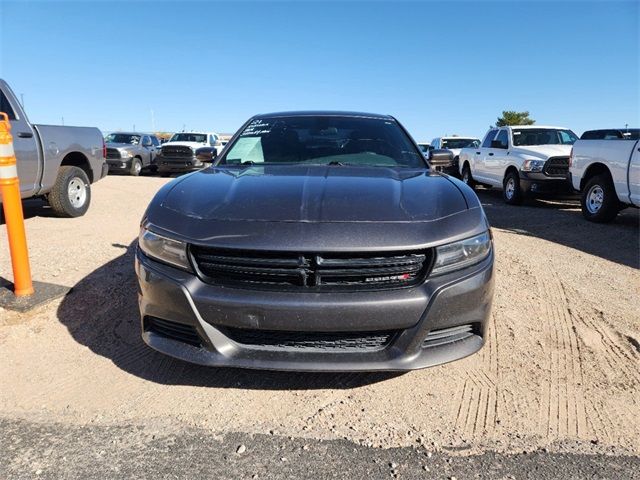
[161,145,194,158]
[106,148,121,159]
[190,247,433,290]
[422,324,476,348]
[221,327,396,352]
[543,156,569,177]
[145,317,201,347]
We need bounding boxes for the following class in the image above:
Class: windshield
[512,129,578,146]
[219,116,425,168]
[441,138,480,149]
[170,133,207,143]
[105,133,141,145]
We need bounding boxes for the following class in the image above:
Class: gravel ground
[1,175,638,478]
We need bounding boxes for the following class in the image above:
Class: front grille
[106,148,121,159]
[190,247,433,291]
[145,316,201,347]
[422,324,476,348]
[161,145,194,158]
[221,327,396,352]
[543,156,569,177]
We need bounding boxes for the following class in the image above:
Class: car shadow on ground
[0,198,57,223]
[56,241,403,390]
[476,188,640,269]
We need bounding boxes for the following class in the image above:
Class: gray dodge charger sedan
[135,111,494,371]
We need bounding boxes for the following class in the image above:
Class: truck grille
[161,145,194,158]
[543,156,569,177]
[220,327,396,352]
[190,247,433,291]
[106,148,121,159]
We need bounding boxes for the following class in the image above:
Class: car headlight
[431,231,492,275]
[521,159,545,172]
[120,150,133,158]
[138,226,191,270]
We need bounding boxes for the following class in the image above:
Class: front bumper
[135,247,495,372]
[157,156,204,173]
[107,158,133,171]
[519,172,573,194]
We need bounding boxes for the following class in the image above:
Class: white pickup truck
[0,79,107,217]
[458,125,578,205]
[156,131,222,176]
[569,130,640,222]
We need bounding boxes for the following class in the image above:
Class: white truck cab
[458,125,578,205]
[157,131,222,175]
[569,129,640,222]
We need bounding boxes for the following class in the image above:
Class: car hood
[159,165,469,223]
[511,144,572,159]
[162,141,207,149]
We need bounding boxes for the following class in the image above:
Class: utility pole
[133,124,136,132]
[151,109,156,132]
[61,116,64,126]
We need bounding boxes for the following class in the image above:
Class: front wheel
[461,164,475,189]
[48,166,91,217]
[503,171,523,205]
[130,158,142,176]
[581,174,620,223]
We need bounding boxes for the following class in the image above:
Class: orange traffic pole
[0,111,34,296]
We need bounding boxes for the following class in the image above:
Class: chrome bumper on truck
[135,247,494,372]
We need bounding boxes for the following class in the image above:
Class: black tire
[461,164,475,189]
[581,173,620,223]
[502,170,523,205]
[48,166,91,218]
[130,157,142,176]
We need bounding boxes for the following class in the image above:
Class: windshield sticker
[241,119,272,137]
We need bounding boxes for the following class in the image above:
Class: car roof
[253,111,394,120]
[109,131,154,136]
[503,125,569,130]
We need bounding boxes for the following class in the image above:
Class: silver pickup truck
[0,79,107,217]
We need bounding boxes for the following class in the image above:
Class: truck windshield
[512,129,577,146]
[441,138,480,149]
[105,133,141,145]
[170,133,207,143]
[219,116,425,168]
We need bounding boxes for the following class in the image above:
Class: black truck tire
[581,173,620,223]
[48,166,91,218]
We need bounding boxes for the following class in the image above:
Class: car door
[486,128,510,184]
[0,88,40,197]
[473,129,498,184]
[626,140,640,206]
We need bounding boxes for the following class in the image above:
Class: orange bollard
[0,111,34,296]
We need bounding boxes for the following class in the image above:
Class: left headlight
[138,226,191,271]
[431,231,492,275]
[120,150,133,158]
[521,159,545,172]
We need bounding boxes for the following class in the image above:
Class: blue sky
[0,1,638,139]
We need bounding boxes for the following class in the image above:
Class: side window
[151,136,160,146]
[0,90,17,120]
[142,136,150,146]
[495,129,509,148]
[209,135,218,146]
[481,130,498,148]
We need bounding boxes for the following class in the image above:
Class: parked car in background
[569,131,640,222]
[105,132,160,176]
[156,131,222,176]
[0,79,107,217]
[136,111,494,372]
[458,126,578,205]
[580,128,640,140]
[418,143,430,156]
[429,136,480,177]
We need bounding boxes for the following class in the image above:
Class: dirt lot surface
[1,175,639,478]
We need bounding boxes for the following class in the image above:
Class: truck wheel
[130,158,142,176]
[503,171,523,205]
[581,174,619,223]
[48,166,91,217]
[461,164,475,189]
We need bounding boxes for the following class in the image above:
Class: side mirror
[196,147,217,163]
[427,149,454,167]
[490,140,507,149]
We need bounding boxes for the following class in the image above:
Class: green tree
[495,111,535,127]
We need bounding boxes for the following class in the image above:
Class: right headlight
[120,150,133,158]
[138,226,191,271]
[431,231,492,275]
